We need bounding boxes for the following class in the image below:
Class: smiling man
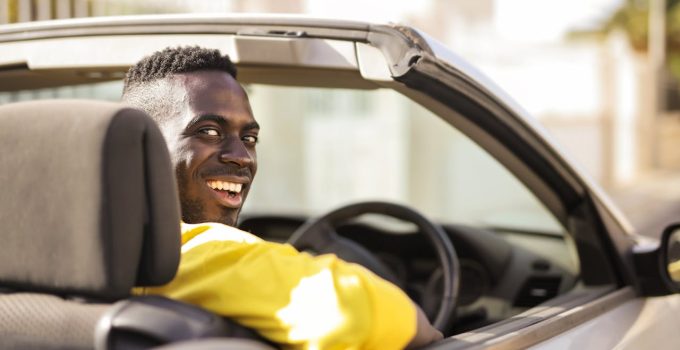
[122,46,441,349]
[165,69,258,226]
[123,53,258,226]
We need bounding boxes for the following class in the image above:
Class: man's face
[164,70,259,226]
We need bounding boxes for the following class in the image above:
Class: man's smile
[205,179,248,208]
[207,180,243,193]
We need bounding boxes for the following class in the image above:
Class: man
[122,46,442,349]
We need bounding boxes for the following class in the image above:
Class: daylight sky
[304,0,621,43]
[495,0,622,42]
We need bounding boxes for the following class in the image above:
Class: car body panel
[530,292,680,349]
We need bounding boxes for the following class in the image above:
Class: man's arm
[140,222,442,349]
[407,305,443,349]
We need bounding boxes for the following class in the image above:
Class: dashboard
[238,214,578,335]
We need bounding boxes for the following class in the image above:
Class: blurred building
[397,0,669,189]
[2,0,677,192]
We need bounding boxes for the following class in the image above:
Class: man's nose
[218,137,254,167]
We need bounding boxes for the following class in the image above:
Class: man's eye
[198,128,220,137]
[242,135,258,144]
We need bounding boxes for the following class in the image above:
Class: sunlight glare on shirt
[276,269,345,347]
[180,222,261,253]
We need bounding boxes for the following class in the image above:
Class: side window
[245,85,580,317]
[245,85,564,234]
[0,81,123,105]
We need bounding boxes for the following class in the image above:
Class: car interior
[0,28,593,349]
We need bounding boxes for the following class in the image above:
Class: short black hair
[121,46,239,132]
[123,46,237,93]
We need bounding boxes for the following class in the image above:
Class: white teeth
[207,180,243,193]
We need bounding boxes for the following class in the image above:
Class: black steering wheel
[287,201,459,331]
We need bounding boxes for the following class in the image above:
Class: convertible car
[1,14,680,349]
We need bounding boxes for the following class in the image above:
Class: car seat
[0,100,273,350]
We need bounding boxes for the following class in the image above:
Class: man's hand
[406,304,443,349]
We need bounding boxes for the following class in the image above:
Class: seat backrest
[0,99,181,299]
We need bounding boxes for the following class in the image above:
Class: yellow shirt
[137,222,417,349]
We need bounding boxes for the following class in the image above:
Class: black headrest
[0,100,181,299]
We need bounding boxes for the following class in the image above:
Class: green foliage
[667,2,680,51]
[599,0,680,51]
[668,53,680,78]
[600,0,680,82]
[603,0,650,51]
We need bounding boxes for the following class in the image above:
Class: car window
[0,81,564,235]
[244,84,565,234]
[0,81,123,104]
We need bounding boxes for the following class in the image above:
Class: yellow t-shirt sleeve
[138,222,417,350]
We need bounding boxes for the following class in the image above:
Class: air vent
[514,276,561,307]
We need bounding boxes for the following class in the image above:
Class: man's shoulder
[180,222,262,253]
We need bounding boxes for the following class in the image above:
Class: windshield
[0,81,563,235]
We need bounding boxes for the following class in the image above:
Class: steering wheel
[287,201,459,331]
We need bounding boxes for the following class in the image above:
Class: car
[1,13,680,349]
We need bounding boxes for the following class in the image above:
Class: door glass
[243,84,564,235]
